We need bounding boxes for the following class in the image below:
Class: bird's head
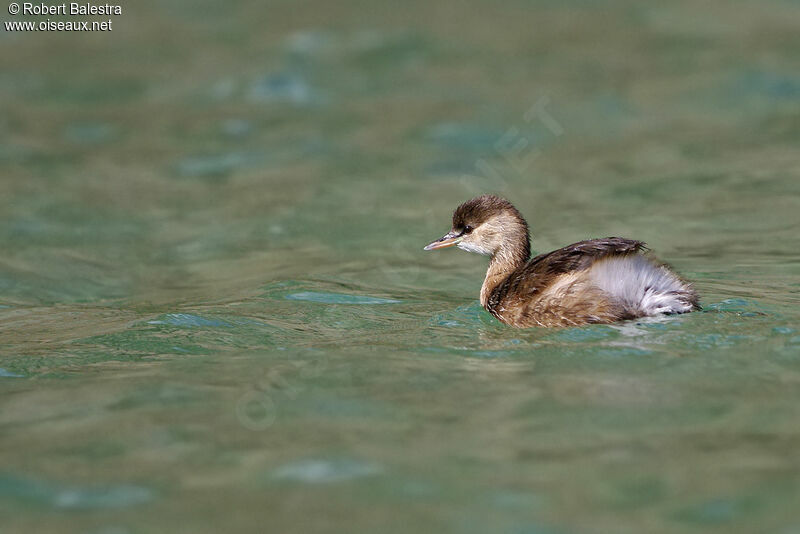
[424,195,530,262]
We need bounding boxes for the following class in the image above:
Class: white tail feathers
[589,255,698,317]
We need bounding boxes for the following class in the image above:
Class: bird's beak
[424,230,463,251]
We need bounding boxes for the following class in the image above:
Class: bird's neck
[479,239,529,307]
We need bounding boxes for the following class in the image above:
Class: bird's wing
[525,237,647,276]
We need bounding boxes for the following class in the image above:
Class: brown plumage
[424,195,700,327]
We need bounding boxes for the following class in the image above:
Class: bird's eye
[463,225,473,234]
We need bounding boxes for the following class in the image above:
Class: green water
[2,1,800,532]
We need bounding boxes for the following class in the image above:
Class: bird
[424,195,700,327]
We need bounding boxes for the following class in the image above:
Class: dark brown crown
[452,195,522,229]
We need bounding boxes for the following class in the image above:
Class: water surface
[2,1,800,533]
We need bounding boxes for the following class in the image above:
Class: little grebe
[424,195,699,327]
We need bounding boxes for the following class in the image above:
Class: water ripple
[271,458,382,484]
[285,291,400,304]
